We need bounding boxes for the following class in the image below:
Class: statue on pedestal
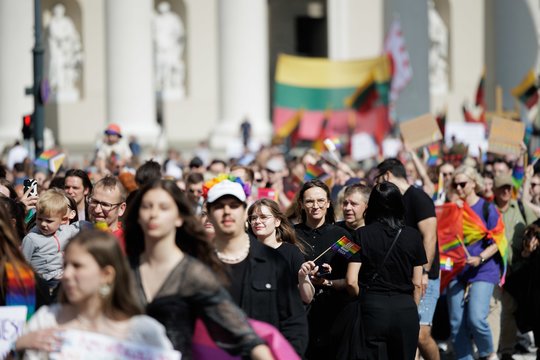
[428,0,449,95]
[153,1,186,100]
[46,3,83,102]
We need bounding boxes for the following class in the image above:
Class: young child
[21,189,85,290]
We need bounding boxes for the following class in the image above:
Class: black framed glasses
[88,197,123,212]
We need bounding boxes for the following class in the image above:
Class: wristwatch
[479,256,486,264]
[325,280,333,287]
[422,267,429,275]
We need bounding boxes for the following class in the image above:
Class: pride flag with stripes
[273,54,392,145]
[331,236,360,259]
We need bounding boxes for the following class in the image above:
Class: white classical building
[0,0,539,157]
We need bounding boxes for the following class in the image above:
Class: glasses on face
[254,178,264,183]
[88,197,123,212]
[452,181,468,189]
[531,182,540,188]
[499,185,512,192]
[304,199,327,208]
[442,172,453,177]
[248,214,274,224]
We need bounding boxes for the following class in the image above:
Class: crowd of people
[0,124,539,360]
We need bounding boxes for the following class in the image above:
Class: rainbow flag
[5,262,35,319]
[440,256,454,271]
[273,54,392,145]
[512,69,539,109]
[426,142,440,166]
[331,236,360,259]
[304,163,333,188]
[34,149,66,173]
[532,148,540,164]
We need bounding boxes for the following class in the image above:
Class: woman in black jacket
[345,182,426,360]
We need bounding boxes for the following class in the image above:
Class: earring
[99,284,111,298]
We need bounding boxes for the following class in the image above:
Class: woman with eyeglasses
[292,179,353,360]
[447,166,502,360]
[247,199,315,304]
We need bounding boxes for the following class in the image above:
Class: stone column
[105,0,159,144]
[328,0,384,60]
[210,0,271,155]
[0,0,33,149]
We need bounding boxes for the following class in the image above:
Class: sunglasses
[442,172,453,177]
[531,182,540,188]
[452,181,468,189]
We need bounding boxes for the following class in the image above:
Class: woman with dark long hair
[16,230,174,358]
[247,199,314,303]
[124,179,272,360]
[344,182,426,360]
[293,179,352,359]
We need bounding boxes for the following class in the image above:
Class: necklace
[216,239,250,264]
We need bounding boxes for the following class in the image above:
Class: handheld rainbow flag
[304,163,333,188]
[532,148,540,164]
[426,142,440,166]
[331,236,361,259]
[313,236,360,262]
[34,149,66,174]
[440,256,454,271]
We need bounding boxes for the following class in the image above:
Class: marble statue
[46,3,83,102]
[428,0,449,95]
[153,1,185,99]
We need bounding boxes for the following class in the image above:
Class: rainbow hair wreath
[202,174,251,199]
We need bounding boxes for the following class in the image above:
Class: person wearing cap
[96,123,133,167]
[205,176,308,356]
[492,173,537,359]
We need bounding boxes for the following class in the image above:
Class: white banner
[49,329,181,360]
[0,306,27,358]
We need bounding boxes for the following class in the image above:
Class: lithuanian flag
[512,69,539,110]
[273,54,392,144]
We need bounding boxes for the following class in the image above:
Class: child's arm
[21,235,36,262]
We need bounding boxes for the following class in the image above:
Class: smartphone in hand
[23,178,38,197]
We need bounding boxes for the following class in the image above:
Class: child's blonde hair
[36,188,71,218]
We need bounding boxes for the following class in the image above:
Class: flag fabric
[34,149,66,173]
[440,256,454,271]
[313,117,329,153]
[275,109,303,147]
[330,236,360,259]
[273,54,392,145]
[5,262,36,320]
[384,18,412,102]
[512,69,539,110]
[436,202,508,290]
[462,103,486,127]
[304,163,333,188]
[435,111,446,137]
[426,142,440,167]
[532,148,540,163]
[475,68,486,108]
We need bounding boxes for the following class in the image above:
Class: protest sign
[399,113,442,149]
[49,329,181,360]
[0,306,27,358]
[487,116,525,156]
[444,122,487,157]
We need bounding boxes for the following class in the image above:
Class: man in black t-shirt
[376,158,440,360]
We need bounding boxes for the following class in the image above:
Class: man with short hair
[492,174,537,359]
[376,158,440,360]
[64,169,92,221]
[88,175,127,251]
[206,178,308,356]
[185,172,205,215]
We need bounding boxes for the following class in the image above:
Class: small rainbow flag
[440,256,454,271]
[331,236,360,259]
[440,237,462,252]
[532,148,540,164]
[304,163,325,181]
[426,142,440,166]
[34,149,66,174]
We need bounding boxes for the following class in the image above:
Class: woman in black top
[345,182,426,360]
[293,179,352,360]
[247,198,315,304]
[124,180,272,359]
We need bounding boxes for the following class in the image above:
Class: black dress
[132,255,264,360]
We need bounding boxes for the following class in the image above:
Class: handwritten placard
[399,113,443,150]
[487,117,525,156]
[0,306,27,358]
[49,329,181,360]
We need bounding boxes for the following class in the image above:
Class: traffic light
[22,114,33,140]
